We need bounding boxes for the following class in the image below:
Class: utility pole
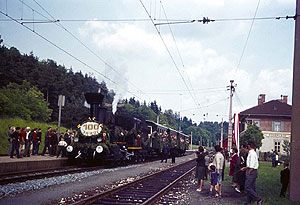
[290,0,300,201]
[220,118,224,148]
[57,95,65,134]
[179,93,182,131]
[190,131,193,150]
[227,80,235,151]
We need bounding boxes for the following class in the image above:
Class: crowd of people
[271,151,280,167]
[160,143,178,163]
[195,142,265,204]
[195,141,290,204]
[8,126,74,158]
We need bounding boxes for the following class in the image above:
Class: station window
[272,121,284,132]
[274,141,281,153]
[253,120,260,127]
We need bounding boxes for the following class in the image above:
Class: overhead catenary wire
[159,1,189,86]
[155,15,296,26]
[0,18,190,23]
[16,0,52,22]
[139,0,202,113]
[0,15,296,24]
[30,0,150,101]
[235,91,244,111]
[159,0,200,104]
[0,10,143,101]
[236,0,261,70]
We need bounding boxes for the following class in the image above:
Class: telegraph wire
[30,0,150,101]
[143,88,227,94]
[143,89,227,95]
[139,0,202,113]
[180,97,229,113]
[143,86,226,92]
[0,10,143,101]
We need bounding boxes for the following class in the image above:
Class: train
[66,91,190,164]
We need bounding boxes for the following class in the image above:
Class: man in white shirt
[241,141,263,205]
[23,127,32,157]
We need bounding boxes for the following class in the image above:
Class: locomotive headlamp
[67,145,73,153]
[96,145,103,153]
[97,138,102,143]
[74,137,79,143]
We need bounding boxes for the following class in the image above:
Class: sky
[0,0,296,123]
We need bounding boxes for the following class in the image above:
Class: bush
[0,80,52,121]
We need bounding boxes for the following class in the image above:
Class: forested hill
[0,45,227,146]
[0,45,115,128]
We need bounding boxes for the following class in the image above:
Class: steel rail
[72,159,195,205]
[141,166,195,205]
[0,166,76,178]
[0,166,103,185]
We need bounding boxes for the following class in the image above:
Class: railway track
[72,159,195,205]
[1,152,194,186]
[0,166,103,185]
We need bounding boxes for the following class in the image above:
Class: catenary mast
[290,0,300,201]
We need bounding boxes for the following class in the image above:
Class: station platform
[0,155,68,175]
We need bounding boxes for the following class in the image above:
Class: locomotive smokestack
[84,89,108,122]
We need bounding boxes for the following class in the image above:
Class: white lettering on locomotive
[80,122,102,136]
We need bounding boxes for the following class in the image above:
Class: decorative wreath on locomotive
[66,91,190,164]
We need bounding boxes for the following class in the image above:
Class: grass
[0,117,67,155]
[256,163,297,205]
[191,144,213,150]
[222,162,298,205]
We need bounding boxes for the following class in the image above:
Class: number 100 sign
[80,122,102,136]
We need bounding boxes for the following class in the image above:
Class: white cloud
[77,9,293,122]
[81,21,166,58]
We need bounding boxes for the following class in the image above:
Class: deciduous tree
[240,125,264,148]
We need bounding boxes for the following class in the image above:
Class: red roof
[240,100,292,118]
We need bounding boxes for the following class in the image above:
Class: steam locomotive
[66,90,190,164]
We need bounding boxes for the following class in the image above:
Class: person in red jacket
[229,148,239,187]
[32,128,39,155]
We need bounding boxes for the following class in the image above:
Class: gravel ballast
[0,155,194,205]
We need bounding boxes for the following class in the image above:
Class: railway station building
[239,94,292,155]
